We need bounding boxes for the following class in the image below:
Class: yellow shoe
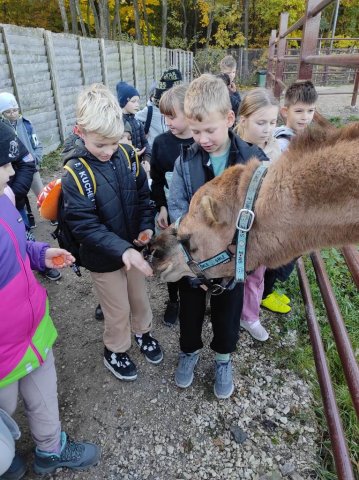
[261,293,291,314]
[272,290,291,305]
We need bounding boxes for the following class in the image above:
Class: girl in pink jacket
[0,122,100,479]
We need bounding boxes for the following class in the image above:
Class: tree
[133,0,143,43]
[162,0,168,47]
[57,0,69,33]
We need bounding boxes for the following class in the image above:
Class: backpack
[38,145,140,276]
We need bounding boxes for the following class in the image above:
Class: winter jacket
[0,194,57,389]
[168,130,268,222]
[8,116,43,167]
[273,125,295,152]
[230,91,241,118]
[61,141,155,273]
[135,101,168,147]
[123,113,151,160]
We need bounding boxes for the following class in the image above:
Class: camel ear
[200,195,221,225]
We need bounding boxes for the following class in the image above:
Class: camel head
[150,161,258,283]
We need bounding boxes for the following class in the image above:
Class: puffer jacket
[0,194,57,389]
[61,141,155,273]
[168,129,268,222]
[123,113,151,159]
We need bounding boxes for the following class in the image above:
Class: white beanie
[0,92,19,114]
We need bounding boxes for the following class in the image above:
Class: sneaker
[175,351,199,388]
[1,453,27,480]
[33,431,100,475]
[240,319,269,341]
[272,290,291,305]
[50,220,58,226]
[42,268,62,281]
[261,293,291,314]
[103,347,137,381]
[214,359,234,399]
[94,304,104,321]
[134,333,163,364]
[163,301,179,326]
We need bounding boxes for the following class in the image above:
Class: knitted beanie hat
[116,81,140,108]
[0,122,21,166]
[152,68,182,106]
[0,92,19,114]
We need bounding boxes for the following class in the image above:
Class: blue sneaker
[33,432,100,475]
[175,351,199,388]
[0,454,26,480]
[214,359,234,399]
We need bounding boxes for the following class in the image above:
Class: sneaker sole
[214,383,234,399]
[44,274,62,281]
[240,323,269,342]
[33,459,100,475]
[175,356,199,388]
[142,351,164,365]
[104,358,137,381]
[260,304,291,314]
[162,317,178,327]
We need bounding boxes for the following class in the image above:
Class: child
[0,123,100,478]
[61,83,163,382]
[0,92,61,282]
[168,75,267,399]
[235,88,281,341]
[262,80,318,313]
[150,85,194,326]
[116,81,151,176]
[136,68,182,146]
[219,55,241,117]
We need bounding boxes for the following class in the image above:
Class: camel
[150,122,359,283]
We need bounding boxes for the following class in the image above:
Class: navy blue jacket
[123,113,151,159]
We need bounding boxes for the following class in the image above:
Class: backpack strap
[144,105,153,135]
[64,157,96,203]
[118,143,140,178]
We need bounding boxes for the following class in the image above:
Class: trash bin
[257,70,267,87]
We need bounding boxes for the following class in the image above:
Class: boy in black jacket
[61,84,163,381]
[168,75,267,399]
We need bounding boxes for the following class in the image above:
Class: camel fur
[151,122,359,283]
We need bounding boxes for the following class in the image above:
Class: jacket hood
[273,125,295,139]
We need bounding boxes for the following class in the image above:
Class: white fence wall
[0,24,193,153]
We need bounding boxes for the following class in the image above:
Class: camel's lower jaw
[158,263,194,283]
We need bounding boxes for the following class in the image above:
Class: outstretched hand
[122,248,153,276]
[133,229,153,247]
[45,248,75,268]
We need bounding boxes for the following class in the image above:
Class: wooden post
[351,69,359,107]
[99,38,109,86]
[43,30,67,142]
[132,43,138,89]
[1,26,23,112]
[153,46,158,82]
[267,30,277,89]
[274,13,289,98]
[298,0,322,80]
[118,41,124,81]
[78,36,86,85]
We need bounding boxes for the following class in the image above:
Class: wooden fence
[0,23,193,153]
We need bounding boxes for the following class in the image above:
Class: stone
[279,464,296,476]
[230,426,248,444]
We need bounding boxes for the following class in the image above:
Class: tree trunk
[205,1,215,49]
[89,0,100,37]
[161,0,168,48]
[75,0,87,36]
[69,0,78,34]
[243,0,249,77]
[181,0,188,44]
[133,0,143,43]
[142,0,152,45]
[98,0,110,39]
[112,0,122,40]
[193,0,198,53]
[57,0,69,33]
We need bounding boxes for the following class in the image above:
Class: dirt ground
[12,94,357,479]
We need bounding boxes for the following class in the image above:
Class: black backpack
[53,145,140,276]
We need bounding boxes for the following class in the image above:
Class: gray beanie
[0,93,19,114]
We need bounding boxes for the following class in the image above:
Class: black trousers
[167,281,179,303]
[263,260,296,298]
[178,278,244,354]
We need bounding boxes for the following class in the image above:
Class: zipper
[0,218,44,365]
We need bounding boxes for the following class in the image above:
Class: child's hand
[133,229,153,247]
[136,147,146,156]
[157,207,169,229]
[45,248,75,269]
[122,248,153,276]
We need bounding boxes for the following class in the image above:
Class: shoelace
[111,353,131,367]
[216,362,232,383]
[179,353,198,370]
[60,438,85,461]
[140,335,159,352]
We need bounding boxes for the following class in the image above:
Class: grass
[276,248,359,478]
[41,148,62,175]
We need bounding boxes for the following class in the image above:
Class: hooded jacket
[0,194,57,388]
[61,140,155,273]
[168,130,268,222]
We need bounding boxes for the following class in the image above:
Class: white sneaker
[240,319,269,341]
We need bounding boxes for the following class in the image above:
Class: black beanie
[116,81,140,108]
[0,122,21,166]
[152,68,182,106]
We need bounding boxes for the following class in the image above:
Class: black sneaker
[95,304,104,321]
[163,301,179,326]
[134,332,163,364]
[103,347,137,381]
[42,268,62,281]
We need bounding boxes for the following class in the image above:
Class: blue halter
[175,164,267,293]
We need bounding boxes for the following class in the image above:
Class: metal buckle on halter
[236,208,255,232]
[210,283,226,296]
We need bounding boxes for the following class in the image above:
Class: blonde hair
[159,84,188,116]
[76,83,123,138]
[219,55,237,71]
[184,74,231,121]
[235,88,279,137]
